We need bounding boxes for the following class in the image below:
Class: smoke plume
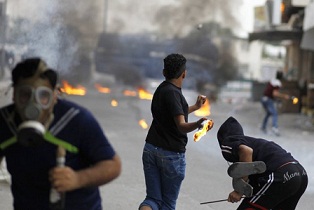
[7,0,102,74]
[6,0,243,86]
[105,0,242,38]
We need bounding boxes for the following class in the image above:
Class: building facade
[249,0,314,117]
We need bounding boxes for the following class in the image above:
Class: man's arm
[238,144,253,163]
[50,154,122,192]
[174,115,207,134]
[188,105,198,114]
[228,145,253,203]
[273,89,290,100]
[238,144,253,181]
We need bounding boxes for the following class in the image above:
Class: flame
[60,80,86,95]
[139,119,148,129]
[292,97,298,104]
[194,99,211,117]
[111,99,118,107]
[123,90,137,97]
[138,88,153,100]
[194,120,214,142]
[281,3,285,13]
[95,83,111,94]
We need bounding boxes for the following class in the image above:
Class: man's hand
[50,156,121,193]
[49,166,80,192]
[273,90,290,100]
[196,117,208,129]
[188,95,206,114]
[195,95,206,109]
[228,190,243,203]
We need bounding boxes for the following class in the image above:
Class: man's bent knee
[139,205,153,210]
[139,199,160,210]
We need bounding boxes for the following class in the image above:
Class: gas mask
[15,85,54,146]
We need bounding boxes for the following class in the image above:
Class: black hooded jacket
[217,117,297,172]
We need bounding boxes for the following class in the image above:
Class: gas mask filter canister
[17,121,45,146]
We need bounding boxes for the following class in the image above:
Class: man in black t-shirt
[139,54,210,210]
[217,116,308,210]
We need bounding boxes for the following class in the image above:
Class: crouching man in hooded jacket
[217,116,307,210]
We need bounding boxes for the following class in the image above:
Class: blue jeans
[139,143,186,210]
[261,96,278,130]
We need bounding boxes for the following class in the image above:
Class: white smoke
[6,0,102,73]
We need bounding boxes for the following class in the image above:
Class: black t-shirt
[146,81,189,153]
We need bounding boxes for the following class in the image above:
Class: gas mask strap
[0,133,79,154]
[0,136,17,150]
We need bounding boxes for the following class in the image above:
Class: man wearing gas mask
[0,58,121,210]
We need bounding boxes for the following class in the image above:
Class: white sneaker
[272,127,280,136]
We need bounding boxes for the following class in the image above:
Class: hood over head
[217,117,244,162]
[217,116,244,142]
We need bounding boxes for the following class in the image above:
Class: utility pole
[0,0,7,80]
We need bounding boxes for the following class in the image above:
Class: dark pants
[237,162,308,210]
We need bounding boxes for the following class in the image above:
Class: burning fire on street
[94,83,111,94]
[139,119,148,129]
[60,80,86,96]
[122,88,153,100]
[60,81,153,129]
[138,88,153,100]
[123,90,137,97]
[111,99,118,107]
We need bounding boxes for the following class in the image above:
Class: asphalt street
[0,86,313,210]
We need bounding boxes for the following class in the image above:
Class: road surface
[0,86,313,209]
